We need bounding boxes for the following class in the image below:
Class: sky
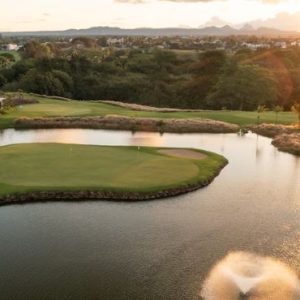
[1,0,300,32]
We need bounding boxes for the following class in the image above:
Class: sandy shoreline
[249,124,300,155]
[14,115,239,134]
[272,133,300,155]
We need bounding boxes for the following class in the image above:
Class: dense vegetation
[1,39,300,110]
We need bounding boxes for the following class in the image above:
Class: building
[274,41,287,49]
[6,44,19,51]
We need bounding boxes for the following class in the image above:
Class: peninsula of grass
[0,144,227,204]
[0,93,297,129]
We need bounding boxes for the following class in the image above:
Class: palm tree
[292,102,300,127]
[257,105,266,125]
[274,105,283,124]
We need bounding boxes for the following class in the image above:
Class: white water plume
[201,251,300,300]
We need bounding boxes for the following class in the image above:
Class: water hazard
[0,128,299,299]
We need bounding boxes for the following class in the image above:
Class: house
[274,41,287,49]
[107,37,125,46]
[242,42,270,50]
[6,44,19,51]
[291,41,300,47]
[0,97,5,109]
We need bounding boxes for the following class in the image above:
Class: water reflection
[129,131,165,147]
[0,128,299,299]
[0,129,255,152]
[0,129,167,147]
[201,252,300,300]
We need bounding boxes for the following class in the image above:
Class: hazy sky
[1,0,300,31]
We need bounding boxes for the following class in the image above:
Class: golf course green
[0,144,227,203]
[0,93,298,129]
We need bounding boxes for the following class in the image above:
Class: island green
[0,143,227,202]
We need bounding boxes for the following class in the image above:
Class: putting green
[0,144,227,199]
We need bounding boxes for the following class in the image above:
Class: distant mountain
[1,25,299,37]
[240,24,255,32]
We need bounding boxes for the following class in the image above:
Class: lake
[0,128,299,299]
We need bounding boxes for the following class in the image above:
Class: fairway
[0,144,227,201]
[0,94,298,129]
[0,50,21,62]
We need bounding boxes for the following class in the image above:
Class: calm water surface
[0,129,299,299]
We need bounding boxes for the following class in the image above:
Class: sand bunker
[102,100,203,112]
[158,149,207,160]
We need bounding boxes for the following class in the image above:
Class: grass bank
[0,93,297,129]
[0,144,227,204]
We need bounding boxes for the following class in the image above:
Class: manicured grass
[0,51,21,62]
[0,93,297,128]
[0,144,226,197]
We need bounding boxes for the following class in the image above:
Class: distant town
[1,34,300,54]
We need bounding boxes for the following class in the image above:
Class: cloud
[114,0,221,3]
[158,0,222,2]
[250,11,300,31]
[262,0,285,3]
[115,0,286,3]
[115,0,146,3]
[202,16,232,27]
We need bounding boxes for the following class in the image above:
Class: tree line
[1,40,300,110]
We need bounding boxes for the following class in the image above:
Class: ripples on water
[0,129,300,299]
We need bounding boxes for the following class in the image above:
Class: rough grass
[0,93,297,129]
[0,144,227,197]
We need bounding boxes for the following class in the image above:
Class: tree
[292,102,300,127]
[0,52,16,63]
[182,50,227,108]
[0,95,12,115]
[192,50,226,76]
[23,41,53,59]
[0,74,7,87]
[71,37,97,48]
[0,56,10,69]
[153,49,177,67]
[97,37,107,47]
[207,63,278,110]
[19,69,69,97]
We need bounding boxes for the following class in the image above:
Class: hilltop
[2,25,299,37]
